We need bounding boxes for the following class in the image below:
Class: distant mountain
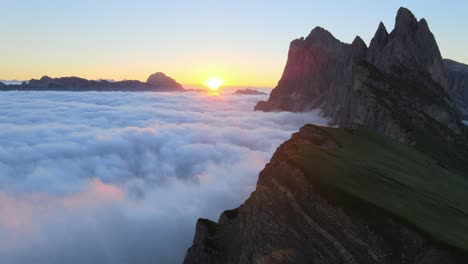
[255,7,466,144]
[0,72,184,92]
[233,89,268,95]
[146,72,184,90]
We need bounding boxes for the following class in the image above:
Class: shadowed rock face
[185,7,468,264]
[0,72,184,92]
[445,59,468,115]
[146,72,184,91]
[368,8,447,88]
[255,7,465,144]
[184,125,468,264]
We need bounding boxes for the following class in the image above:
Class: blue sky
[1,0,467,86]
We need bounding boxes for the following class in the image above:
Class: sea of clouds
[0,80,24,85]
[0,89,328,264]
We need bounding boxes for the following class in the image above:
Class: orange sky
[2,1,468,87]
[1,58,283,88]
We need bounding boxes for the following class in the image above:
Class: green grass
[291,125,468,252]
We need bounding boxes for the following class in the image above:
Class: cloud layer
[0,89,328,264]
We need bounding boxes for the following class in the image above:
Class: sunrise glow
[205,77,224,90]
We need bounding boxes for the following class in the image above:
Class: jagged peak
[351,36,367,57]
[352,36,367,48]
[395,7,418,33]
[417,18,431,34]
[305,26,339,44]
[376,22,389,36]
[396,7,417,23]
[369,22,389,51]
[419,18,428,27]
[310,26,331,35]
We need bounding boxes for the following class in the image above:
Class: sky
[1,0,467,87]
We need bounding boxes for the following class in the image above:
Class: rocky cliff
[255,7,465,144]
[0,72,184,92]
[445,59,468,116]
[185,7,468,264]
[184,125,468,264]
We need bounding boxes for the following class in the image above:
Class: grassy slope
[291,125,468,252]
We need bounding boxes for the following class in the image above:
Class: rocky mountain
[0,72,184,92]
[255,7,466,144]
[445,59,468,116]
[184,125,468,264]
[233,89,268,95]
[185,7,468,264]
[146,72,184,90]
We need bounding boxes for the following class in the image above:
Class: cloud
[0,89,329,264]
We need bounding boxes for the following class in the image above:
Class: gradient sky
[1,0,467,87]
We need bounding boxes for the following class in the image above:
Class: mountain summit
[146,72,184,90]
[255,7,466,144]
[368,7,446,87]
[185,7,468,264]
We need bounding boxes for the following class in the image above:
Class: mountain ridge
[184,125,468,263]
[0,72,184,92]
[185,7,468,264]
[255,7,466,145]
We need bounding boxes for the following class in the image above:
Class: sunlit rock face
[255,7,466,144]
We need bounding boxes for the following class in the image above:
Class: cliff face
[255,7,465,143]
[0,72,184,92]
[445,59,468,116]
[184,125,468,264]
[185,8,468,263]
[367,9,446,88]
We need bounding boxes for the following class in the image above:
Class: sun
[205,77,224,90]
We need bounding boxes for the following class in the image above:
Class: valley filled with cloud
[0,90,328,263]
